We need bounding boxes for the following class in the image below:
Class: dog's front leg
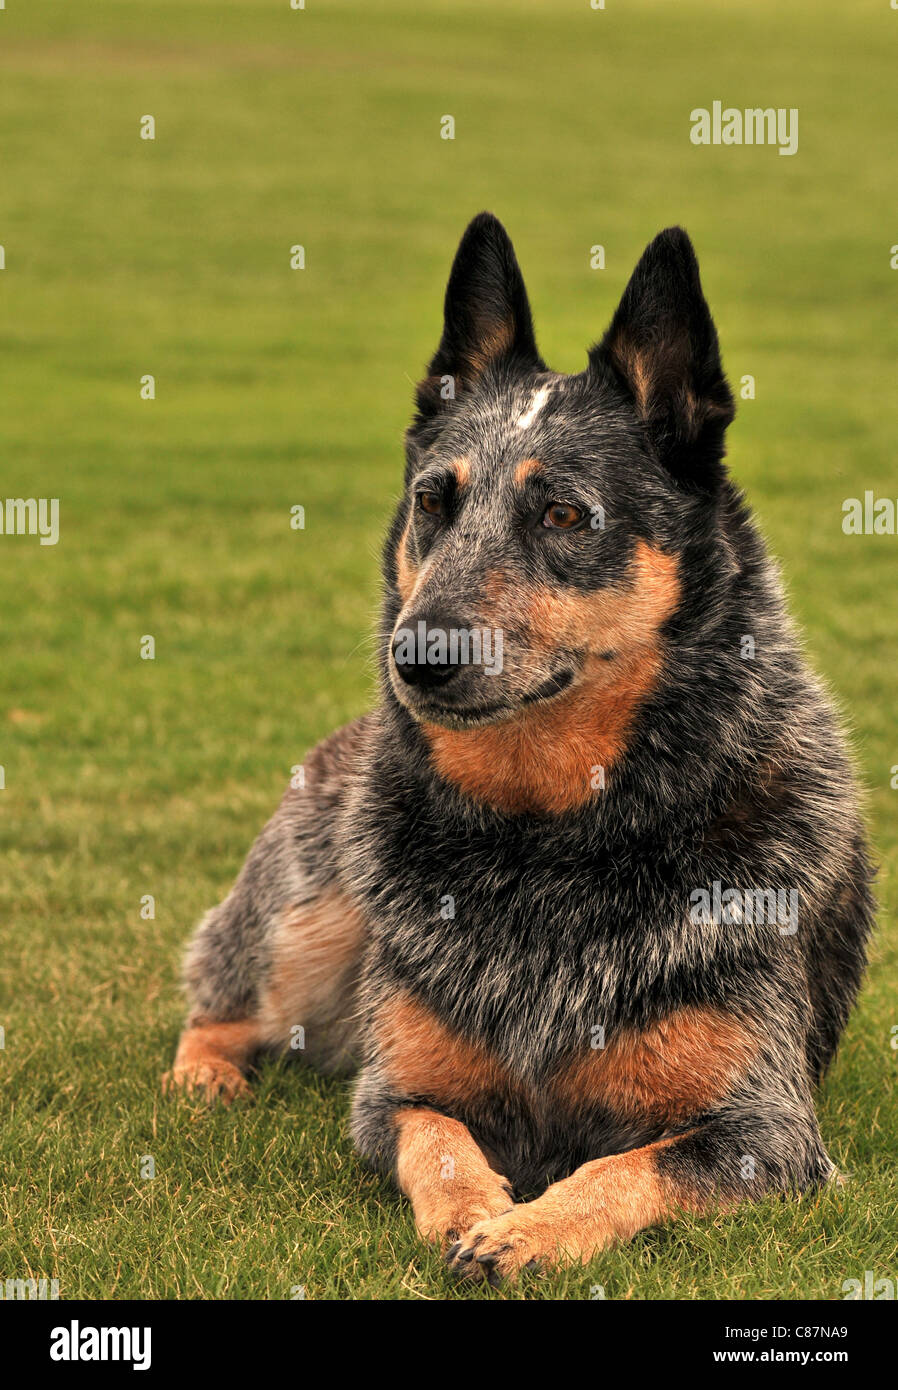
[394,1108,515,1250]
[447,1110,833,1282]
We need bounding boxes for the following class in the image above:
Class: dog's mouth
[405,668,576,729]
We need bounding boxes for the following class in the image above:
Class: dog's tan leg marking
[449,1136,701,1281]
[395,1108,514,1248]
[163,1019,259,1103]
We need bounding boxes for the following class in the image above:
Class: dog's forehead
[430,377,557,468]
[432,374,625,482]
[465,376,564,458]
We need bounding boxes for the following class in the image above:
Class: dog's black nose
[391,614,468,688]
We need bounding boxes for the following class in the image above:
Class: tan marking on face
[513,457,544,487]
[256,889,366,1073]
[451,1134,706,1279]
[424,647,660,814]
[375,992,512,1106]
[395,513,419,604]
[395,1108,514,1246]
[164,1019,259,1103]
[424,541,681,814]
[524,539,679,654]
[450,456,471,487]
[552,1007,757,1126]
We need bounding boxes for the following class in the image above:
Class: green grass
[1,0,897,1299]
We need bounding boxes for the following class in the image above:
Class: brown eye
[542,502,583,529]
[418,491,443,517]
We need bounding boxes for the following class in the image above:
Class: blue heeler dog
[165,214,874,1283]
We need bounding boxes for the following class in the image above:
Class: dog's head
[384,213,735,735]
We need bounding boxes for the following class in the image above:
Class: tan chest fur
[375,991,757,1128]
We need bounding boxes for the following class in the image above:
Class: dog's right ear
[411,213,544,434]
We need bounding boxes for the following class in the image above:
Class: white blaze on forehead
[515,386,550,431]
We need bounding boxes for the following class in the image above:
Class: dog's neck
[420,643,665,816]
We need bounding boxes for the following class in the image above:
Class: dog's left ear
[412,212,544,433]
[589,227,735,492]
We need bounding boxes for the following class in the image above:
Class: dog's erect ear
[589,228,735,491]
[412,213,544,430]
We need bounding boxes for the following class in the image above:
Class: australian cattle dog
[166,214,873,1283]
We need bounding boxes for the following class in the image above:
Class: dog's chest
[370,985,754,1153]
[348,769,752,1161]
[352,806,669,1061]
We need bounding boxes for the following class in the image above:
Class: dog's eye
[417,491,443,517]
[542,502,583,529]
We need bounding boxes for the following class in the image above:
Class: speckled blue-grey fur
[177,213,874,1211]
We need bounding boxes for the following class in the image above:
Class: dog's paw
[446,1204,583,1284]
[416,1175,515,1250]
[161,1060,251,1104]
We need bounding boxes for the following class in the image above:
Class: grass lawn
[1,0,896,1300]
